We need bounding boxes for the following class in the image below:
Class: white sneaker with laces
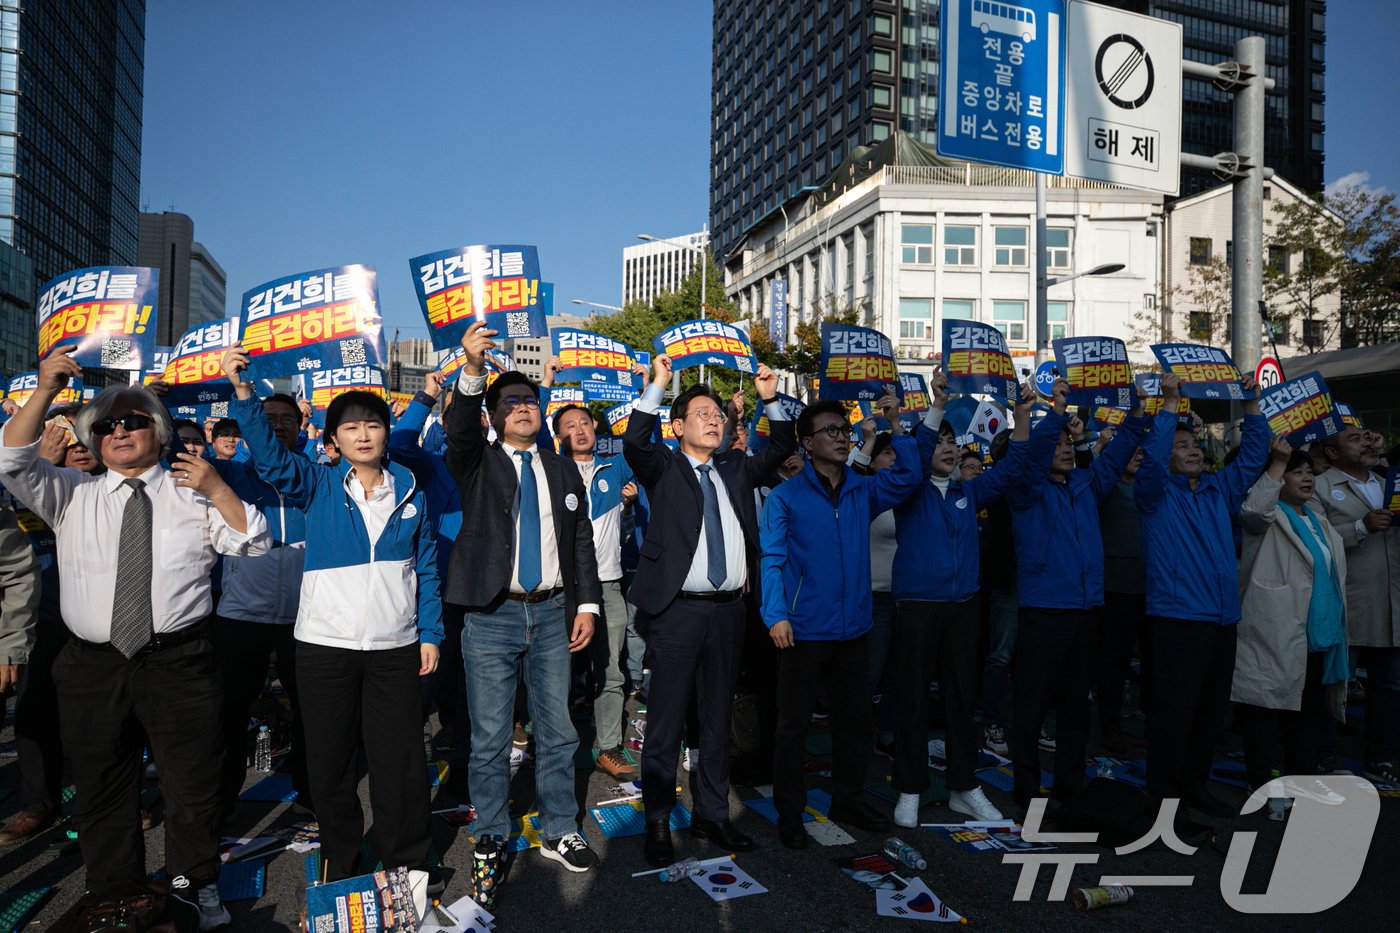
[984,724,1008,755]
[683,748,698,773]
[540,831,600,872]
[1283,777,1346,806]
[949,787,1003,821]
[1037,729,1056,751]
[170,876,231,931]
[894,792,920,828]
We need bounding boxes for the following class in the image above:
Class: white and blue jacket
[233,395,443,651]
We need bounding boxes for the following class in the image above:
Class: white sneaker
[1037,729,1056,752]
[1283,777,1346,806]
[984,724,1009,755]
[683,748,698,773]
[170,876,231,931]
[894,792,920,828]
[949,787,1003,821]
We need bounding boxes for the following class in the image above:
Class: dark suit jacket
[443,385,601,620]
[623,404,796,616]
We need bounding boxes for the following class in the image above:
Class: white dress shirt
[460,373,598,615]
[346,468,397,545]
[0,430,270,643]
[680,451,748,593]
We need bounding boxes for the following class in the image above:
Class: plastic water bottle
[254,725,273,772]
[659,857,702,882]
[883,836,927,871]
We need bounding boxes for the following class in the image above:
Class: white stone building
[1162,176,1342,354]
[722,141,1165,387]
[622,232,708,307]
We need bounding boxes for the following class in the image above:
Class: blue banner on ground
[239,265,385,381]
[37,265,160,371]
[410,245,546,350]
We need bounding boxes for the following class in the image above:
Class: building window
[1302,318,1325,348]
[993,226,1027,267]
[944,225,977,265]
[1268,246,1289,275]
[899,298,932,340]
[864,227,875,278]
[873,50,893,73]
[1225,240,1233,268]
[873,13,893,36]
[901,224,934,264]
[872,86,892,109]
[942,299,975,324]
[872,121,891,141]
[1188,311,1213,339]
[1047,301,1069,341]
[1046,228,1071,269]
[844,235,855,287]
[992,300,1027,344]
[1189,237,1212,265]
[1267,317,1291,345]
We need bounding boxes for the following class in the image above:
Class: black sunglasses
[93,413,154,436]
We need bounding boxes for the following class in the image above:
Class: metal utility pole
[1034,174,1049,366]
[1230,36,1265,379]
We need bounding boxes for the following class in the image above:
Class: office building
[0,239,34,376]
[0,0,145,290]
[724,133,1164,388]
[138,211,230,345]
[622,232,709,306]
[188,241,227,327]
[387,336,440,394]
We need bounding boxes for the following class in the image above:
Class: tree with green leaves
[1156,256,1233,347]
[1328,185,1400,347]
[1263,194,1345,353]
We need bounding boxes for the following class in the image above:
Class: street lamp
[1035,260,1126,365]
[571,298,622,315]
[639,227,712,388]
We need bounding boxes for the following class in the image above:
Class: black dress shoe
[688,817,755,851]
[826,800,890,833]
[777,817,808,850]
[644,819,674,868]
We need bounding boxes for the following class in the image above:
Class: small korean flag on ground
[875,877,964,922]
[690,861,768,902]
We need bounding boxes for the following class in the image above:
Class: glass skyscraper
[710,1,1324,260]
[0,0,144,292]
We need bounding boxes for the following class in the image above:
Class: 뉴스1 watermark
[1002,775,1379,913]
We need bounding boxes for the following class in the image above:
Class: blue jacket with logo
[1009,410,1148,611]
[760,433,921,640]
[234,394,443,649]
[892,414,1028,604]
[211,452,310,625]
[1134,407,1271,624]
[388,396,460,581]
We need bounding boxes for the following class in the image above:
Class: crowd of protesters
[0,323,1394,927]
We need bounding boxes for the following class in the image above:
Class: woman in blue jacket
[221,348,443,885]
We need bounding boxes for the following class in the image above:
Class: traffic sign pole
[1035,173,1050,366]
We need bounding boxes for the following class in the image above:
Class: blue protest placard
[604,399,638,437]
[819,323,901,402]
[937,0,1066,173]
[749,393,806,453]
[653,319,758,374]
[1335,401,1362,429]
[239,265,385,381]
[942,319,1018,404]
[6,372,83,410]
[1150,343,1249,401]
[1053,336,1134,408]
[770,280,788,344]
[1257,371,1342,446]
[551,328,638,402]
[409,245,546,350]
[37,265,160,370]
[899,372,932,413]
[656,406,679,450]
[1384,467,1400,515]
[160,318,240,408]
[299,366,389,430]
[142,346,174,386]
[594,435,625,458]
[304,867,418,931]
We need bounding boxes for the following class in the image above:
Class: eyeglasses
[179,435,207,447]
[806,424,848,440]
[93,413,154,436]
[267,415,300,428]
[686,408,725,424]
[498,396,541,413]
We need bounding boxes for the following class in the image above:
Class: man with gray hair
[0,346,270,930]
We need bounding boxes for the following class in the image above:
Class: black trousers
[639,596,745,824]
[52,634,224,889]
[1237,652,1329,790]
[894,598,980,793]
[1146,617,1237,800]
[13,614,67,816]
[773,635,872,821]
[296,641,430,881]
[1011,607,1098,808]
[735,602,779,781]
[1096,592,1150,731]
[422,605,468,739]
[212,616,308,816]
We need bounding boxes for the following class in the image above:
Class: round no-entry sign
[1255,356,1284,388]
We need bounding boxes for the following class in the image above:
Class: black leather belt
[678,590,743,603]
[505,586,563,604]
[81,622,211,654]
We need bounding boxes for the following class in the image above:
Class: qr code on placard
[505,312,531,337]
[340,338,367,365]
[100,338,136,368]
[736,356,754,373]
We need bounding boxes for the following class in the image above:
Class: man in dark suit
[444,321,603,877]
[624,352,795,866]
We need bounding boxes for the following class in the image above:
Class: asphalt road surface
[0,698,1392,931]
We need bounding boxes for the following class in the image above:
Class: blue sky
[141,2,1395,342]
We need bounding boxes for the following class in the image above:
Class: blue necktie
[517,450,542,592]
[697,464,727,590]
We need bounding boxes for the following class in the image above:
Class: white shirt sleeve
[457,373,488,396]
[922,407,946,433]
[577,602,600,617]
[636,383,666,414]
[208,497,272,557]
[0,430,88,529]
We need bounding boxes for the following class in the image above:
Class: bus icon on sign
[972,0,1036,43]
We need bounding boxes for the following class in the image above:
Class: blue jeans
[980,586,1019,727]
[464,593,580,841]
